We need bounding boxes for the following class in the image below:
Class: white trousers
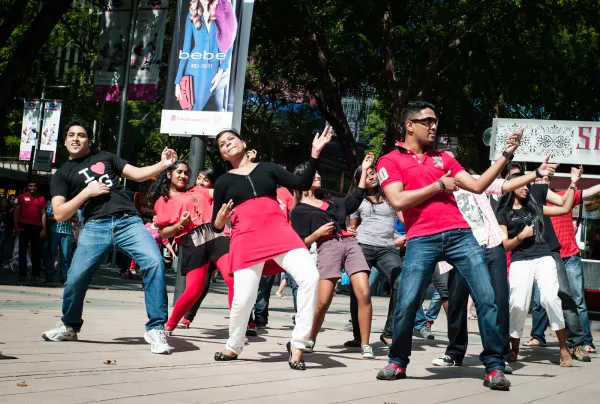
[226,248,320,355]
[509,255,565,338]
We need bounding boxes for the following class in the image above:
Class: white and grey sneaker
[432,355,462,367]
[361,344,375,359]
[415,326,435,340]
[144,329,172,355]
[42,322,78,341]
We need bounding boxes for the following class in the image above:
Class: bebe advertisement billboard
[161,0,253,136]
[490,118,600,166]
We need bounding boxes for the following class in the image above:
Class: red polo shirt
[376,142,469,240]
[15,192,46,226]
[549,190,581,258]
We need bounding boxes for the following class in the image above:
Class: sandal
[584,345,596,354]
[214,351,238,361]
[523,338,542,347]
[468,315,478,320]
[560,359,573,367]
[286,341,306,371]
[380,334,391,346]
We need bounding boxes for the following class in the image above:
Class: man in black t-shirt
[41,119,178,355]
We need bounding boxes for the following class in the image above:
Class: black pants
[350,244,403,340]
[18,223,42,278]
[445,244,510,363]
[184,266,215,322]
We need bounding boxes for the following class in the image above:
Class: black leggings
[350,244,402,340]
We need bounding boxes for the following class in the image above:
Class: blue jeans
[61,215,167,331]
[530,283,548,346]
[389,229,504,373]
[250,275,276,325]
[414,290,443,329]
[44,231,74,282]
[564,254,594,347]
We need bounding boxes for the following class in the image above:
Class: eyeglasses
[410,117,438,127]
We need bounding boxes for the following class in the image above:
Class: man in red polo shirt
[546,180,600,353]
[14,181,46,281]
[375,101,521,390]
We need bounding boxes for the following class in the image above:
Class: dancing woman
[290,153,374,358]
[212,127,332,370]
[496,168,580,367]
[347,165,405,347]
[148,160,233,335]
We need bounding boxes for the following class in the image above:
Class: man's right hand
[85,181,110,198]
[316,222,335,238]
[538,156,559,177]
[438,171,457,193]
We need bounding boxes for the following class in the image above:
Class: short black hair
[400,101,436,124]
[63,119,93,142]
[502,161,525,179]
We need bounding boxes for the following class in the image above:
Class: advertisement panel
[160,0,244,136]
[490,118,600,165]
[19,100,42,161]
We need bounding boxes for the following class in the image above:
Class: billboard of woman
[161,0,241,136]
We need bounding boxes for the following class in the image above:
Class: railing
[0,157,55,175]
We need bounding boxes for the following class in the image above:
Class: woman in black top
[497,168,579,367]
[211,127,332,370]
[291,153,374,358]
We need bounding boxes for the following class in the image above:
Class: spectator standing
[44,201,77,283]
[14,182,46,281]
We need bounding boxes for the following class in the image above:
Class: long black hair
[347,165,386,204]
[147,160,189,204]
[292,162,329,205]
[497,173,545,243]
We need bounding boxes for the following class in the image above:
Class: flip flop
[523,338,541,347]
[468,315,478,320]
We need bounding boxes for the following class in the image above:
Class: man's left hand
[504,128,523,154]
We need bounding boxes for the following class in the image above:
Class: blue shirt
[46,204,74,235]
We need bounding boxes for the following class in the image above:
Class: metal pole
[28,81,47,179]
[115,0,139,158]
[108,0,138,269]
[173,135,206,305]
[231,0,255,133]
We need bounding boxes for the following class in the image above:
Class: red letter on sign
[577,127,591,150]
[595,127,600,150]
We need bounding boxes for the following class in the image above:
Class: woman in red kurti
[211,127,332,370]
[149,161,233,334]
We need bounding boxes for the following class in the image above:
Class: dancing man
[41,119,177,355]
[375,101,521,390]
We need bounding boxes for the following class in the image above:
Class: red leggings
[166,254,233,329]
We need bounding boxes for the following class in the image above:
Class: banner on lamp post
[19,100,42,161]
[92,0,133,102]
[128,0,169,100]
[40,100,62,163]
[160,0,254,137]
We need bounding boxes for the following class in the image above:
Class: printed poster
[19,100,42,161]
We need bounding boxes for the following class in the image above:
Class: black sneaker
[245,322,258,336]
[483,370,511,390]
[431,355,462,366]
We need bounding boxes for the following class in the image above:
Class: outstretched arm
[582,183,600,199]
[501,156,559,193]
[122,148,177,182]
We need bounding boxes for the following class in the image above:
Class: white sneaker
[361,344,375,359]
[42,322,78,341]
[144,329,172,354]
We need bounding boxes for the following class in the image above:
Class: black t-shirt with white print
[496,184,551,262]
[50,151,138,221]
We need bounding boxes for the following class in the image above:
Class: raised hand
[85,181,110,198]
[505,129,523,154]
[361,152,375,170]
[215,200,234,229]
[571,166,582,185]
[311,126,334,158]
[246,149,257,162]
[538,156,559,177]
[161,147,178,167]
[438,171,457,193]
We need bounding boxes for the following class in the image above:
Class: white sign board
[490,118,600,165]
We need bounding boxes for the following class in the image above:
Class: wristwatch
[502,150,514,161]
[570,184,577,191]
[535,168,543,178]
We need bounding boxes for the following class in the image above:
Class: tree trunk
[307,31,360,170]
[0,0,74,112]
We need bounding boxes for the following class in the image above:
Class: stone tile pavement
[0,284,599,403]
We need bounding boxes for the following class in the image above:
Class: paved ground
[1,277,599,404]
